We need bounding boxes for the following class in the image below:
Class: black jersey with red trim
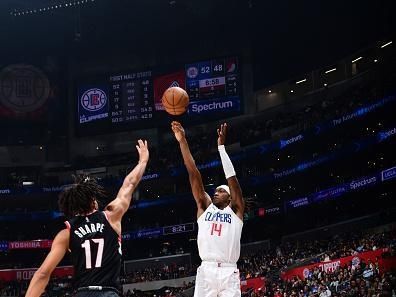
[65,211,121,289]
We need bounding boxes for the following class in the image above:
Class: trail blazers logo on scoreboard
[153,70,185,111]
[78,87,109,124]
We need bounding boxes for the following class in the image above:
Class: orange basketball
[161,87,189,116]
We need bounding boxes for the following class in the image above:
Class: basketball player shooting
[172,121,244,297]
[25,140,149,297]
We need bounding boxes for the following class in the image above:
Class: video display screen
[76,56,241,135]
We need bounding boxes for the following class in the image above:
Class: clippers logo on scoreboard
[186,66,199,79]
[78,87,109,124]
[81,88,107,111]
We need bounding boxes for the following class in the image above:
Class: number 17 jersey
[66,211,121,289]
[197,203,243,264]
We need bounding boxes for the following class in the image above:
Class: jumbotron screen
[76,56,241,135]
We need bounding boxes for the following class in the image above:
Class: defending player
[172,121,244,297]
[26,140,149,297]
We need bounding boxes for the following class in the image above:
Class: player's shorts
[194,261,241,297]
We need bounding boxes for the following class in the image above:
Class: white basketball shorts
[194,261,241,297]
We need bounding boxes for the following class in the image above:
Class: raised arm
[105,139,149,232]
[171,121,211,218]
[25,229,69,297]
[217,123,244,220]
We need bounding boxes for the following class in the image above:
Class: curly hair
[58,175,107,218]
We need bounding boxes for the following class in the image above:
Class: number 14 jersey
[197,203,243,264]
[65,211,121,289]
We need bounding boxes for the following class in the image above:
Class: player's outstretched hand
[217,123,227,146]
[136,139,149,164]
[171,121,186,142]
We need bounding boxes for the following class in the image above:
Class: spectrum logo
[191,100,234,114]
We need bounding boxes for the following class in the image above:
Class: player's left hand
[136,139,149,164]
[217,123,227,146]
[171,121,186,143]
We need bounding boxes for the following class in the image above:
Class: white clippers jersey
[197,203,243,264]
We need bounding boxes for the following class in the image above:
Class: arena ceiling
[0,0,394,85]
[0,0,247,53]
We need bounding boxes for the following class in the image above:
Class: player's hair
[58,175,107,217]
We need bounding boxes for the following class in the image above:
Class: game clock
[162,223,195,235]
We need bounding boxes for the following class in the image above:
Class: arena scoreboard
[78,70,153,125]
[77,56,241,134]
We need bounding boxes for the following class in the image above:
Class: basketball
[161,87,189,116]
